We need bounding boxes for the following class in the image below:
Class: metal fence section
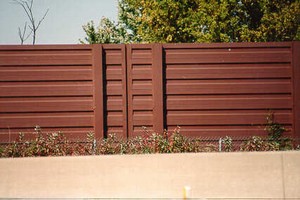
[0,42,299,143]
[0,45,95,142]
[164,43,294,139]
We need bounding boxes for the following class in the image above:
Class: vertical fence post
[152,43,165,134]
[126,44,134,136]
[121,44,128,138]
[92,44,104,139]
[293,41,300,143]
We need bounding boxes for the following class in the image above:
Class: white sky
[0,0,118,44]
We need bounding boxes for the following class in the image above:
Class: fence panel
[0,45,95,142]
[0,42,299,143]
[103,44,127,138]
[293,42,300,141]
[163,43,294,138]
[126,44,154,137]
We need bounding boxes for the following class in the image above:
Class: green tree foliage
[80,17,131,44]
[81,0,300,43]
[118,0,143,42]
[238,0,300,42]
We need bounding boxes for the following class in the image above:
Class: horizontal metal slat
[0,54,92,66]
[0,97,93,113]
[0,67,92,81]
[167,95,292,110]
[166,64,291,79]
[166,80,291,95]
[166,51,291,64]
[0,82,93,97]
[0,113,94,128]
[167,110,292,126]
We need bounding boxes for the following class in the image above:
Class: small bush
[0,126,216,158]
[0,130,93,158]
[264,112,293,150]
[240,136,280,151]
[221,136,233,152]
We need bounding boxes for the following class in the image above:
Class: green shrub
[264,112,293,150]
[240,136,280,151]
[221,136,233,152]
[0,130,93,158]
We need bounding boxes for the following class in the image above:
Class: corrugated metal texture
[0,45,94,142]
[293,42,300,143]
[103,44,127,138]
[0,42,299,143]
[163,43,293,138]
[126,44,155,137]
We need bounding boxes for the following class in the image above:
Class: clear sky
[0,0,118,44]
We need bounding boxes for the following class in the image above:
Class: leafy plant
[265,113,285,141]
[240,112,294,152]
[0,120,297,158]
[221,136,233,152]
[264,112,293,150]
[240,136,280,152]
[0,127,94,157]
[98,133,120,154]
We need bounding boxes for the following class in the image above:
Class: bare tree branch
[18,21,32,44]
[18,27,24,44]
[13,0,32,24]
[36,9,49,30]
[29,0,33,10]
[12,0,49,44]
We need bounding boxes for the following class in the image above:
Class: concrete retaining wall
[0,151,299,199]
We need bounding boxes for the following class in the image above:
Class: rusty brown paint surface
[0,42,299,142]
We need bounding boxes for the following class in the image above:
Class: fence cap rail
[163,41,294,49]
[0,44,92,50]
